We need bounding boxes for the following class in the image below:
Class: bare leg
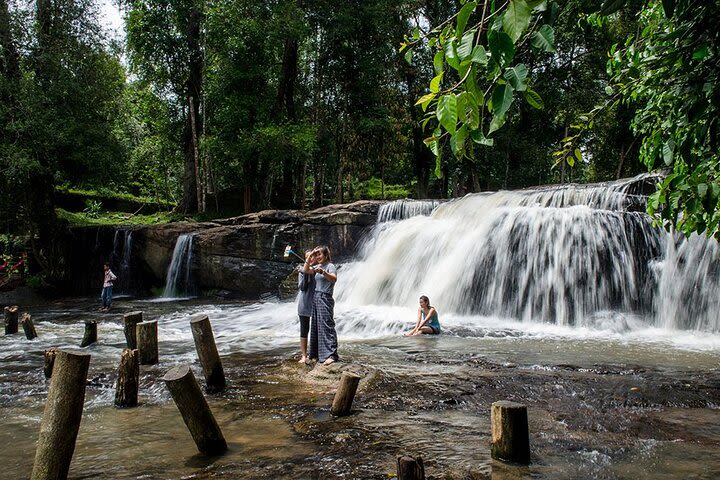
[299,337,308,363]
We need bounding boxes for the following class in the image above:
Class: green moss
[56,208,188,227]
[56,185,175,207]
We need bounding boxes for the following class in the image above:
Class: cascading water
[162,234,197,298]
[337,174,720,333]
[109,229,133,294]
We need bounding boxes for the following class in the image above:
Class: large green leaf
[502,0,531,43]
[430,73,444,93]
[470,129,494,146]
[437,94,458,135]
[471,45,488,65]
[531,25,555,53]
[451,125,468,156]
[457,30,476,61]
[433,51,445,75]
[663,139,675,166]
[524,89,544,109]
[491,83,514,118]
[503,64,528,91]
[488,113,506,134]
[456,2,477,38]
[444,39,460,71]
[488,31,515,68]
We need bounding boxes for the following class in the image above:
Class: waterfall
[110,229,133,294]
[162,234,196,298]
[337,174,720,332]
[377,199,443,222]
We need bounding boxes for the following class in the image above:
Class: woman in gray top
[297,250,316,363]
[303,245,338,365]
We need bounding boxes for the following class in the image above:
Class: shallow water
[1,296,719,479]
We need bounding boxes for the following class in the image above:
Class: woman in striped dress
[304,246,338,365]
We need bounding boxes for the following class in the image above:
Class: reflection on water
[0,297,719,479]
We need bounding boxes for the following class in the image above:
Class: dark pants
[101,286,113,308]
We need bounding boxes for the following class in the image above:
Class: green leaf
[433,51,445,75]
[692,46,709,61]
[503,64,528,91]
[435,150,444,178]
[488,31,515,68]
[437,94,458,135]
[491,83,514,117]
[416,93,437,111]
[458,30,476,61]
[456,92,468,123]
[470,129,494,146]
[471,45,488,65]
[456,2,477,38]
[574,148,583,164]
[466,92,480,129]
[527,0,547,11]
[404,48,413,65]
[502,0,531,43]
[488,114,506,134]
[444,40,460,71]
[524,89,544,109]
[663,139,675,166]
[531,25,555,53]
[430,73,444,93]
[451,125,468,157]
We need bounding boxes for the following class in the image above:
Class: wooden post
[43,348,59,379]
[137,320,158,365]
[330,371,361,416]
[397,455,425,480]
[115,349,139,408]
[122,311,143,349]
[190,314,225,393]
[30,350,91,480]
[4,305,18,334]
[80,321,97,348]
[21,312,38,340]
[163,365,227,455]
[491,401,530,465]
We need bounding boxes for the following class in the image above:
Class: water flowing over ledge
[337,174,720,333]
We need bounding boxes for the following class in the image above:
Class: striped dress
[308,262,338,362]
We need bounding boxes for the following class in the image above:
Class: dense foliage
[1,0,716,281]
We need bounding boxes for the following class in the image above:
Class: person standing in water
[296,250,316,363]
[100,262,117,312]
[404,295,441,336]
[304,246,338,365]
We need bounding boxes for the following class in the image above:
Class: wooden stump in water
[30,350,91,480]
[4,305,18,334]
[163,365,227,455]
[490,400,530,465]
[397,455,425,480]
[80,320,97,348]
[21,313,38,340]
[115,349,139,408]
[330,371,361,416]
[43,348,59,379]
[190,314,225,393]
[122,311,143,349]
[137,320,158,365]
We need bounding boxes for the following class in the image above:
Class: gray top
[297,270,315,316]
[313,262,337,295]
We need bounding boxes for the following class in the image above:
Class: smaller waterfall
[377,199,443,222]
[162,234,196,298]
[110,229,133,294]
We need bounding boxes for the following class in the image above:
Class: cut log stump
[43,348,59,379]
[80,321,97,348]
[190,314,225,393]
[397,455,425,480]
[163,365,227,455]
[122,311,143,349]
[30,350,91,480]
[137,320,158,365]
[330,371,361,417]
[4,305,19,334]
[490,400,530,465]
[21,313,38,340]
[115,349,139,408]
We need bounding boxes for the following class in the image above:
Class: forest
[0,0,718,282]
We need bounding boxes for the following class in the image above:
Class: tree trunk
[0,0,20,80]
[272,37,298,121]
[179,4,203,214]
